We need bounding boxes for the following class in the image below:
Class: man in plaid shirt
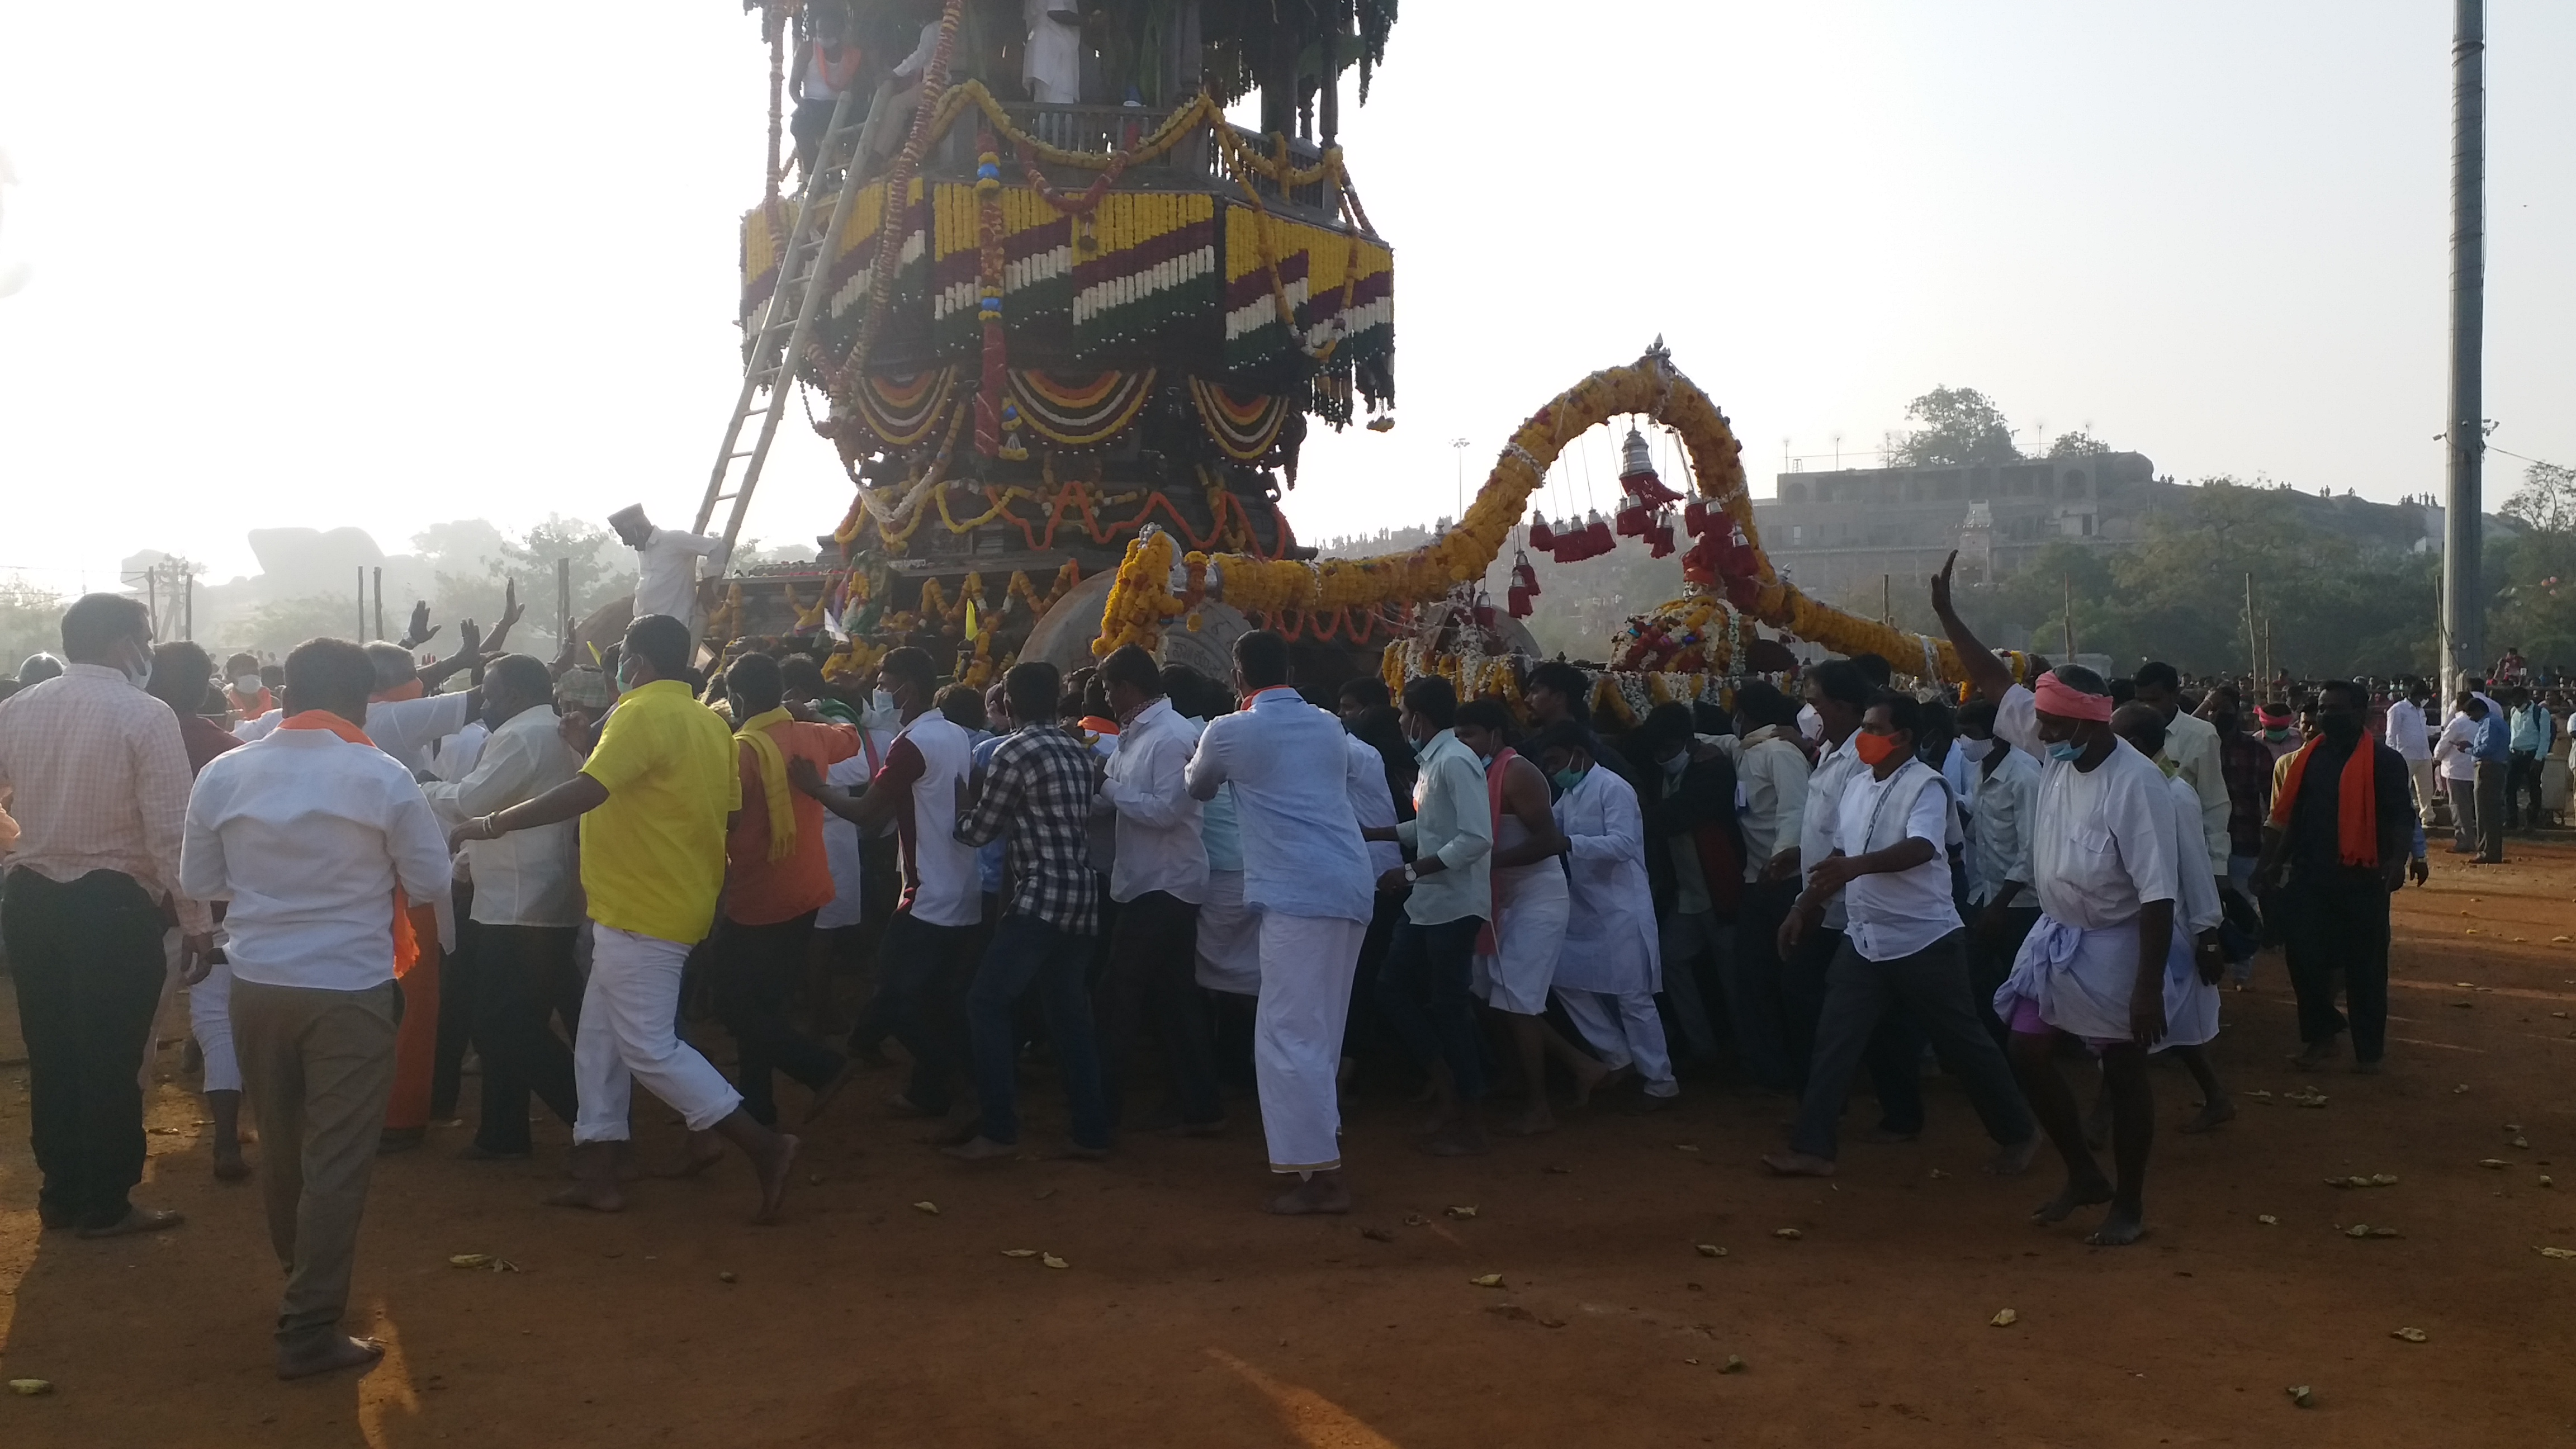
[948,661,1110,1160]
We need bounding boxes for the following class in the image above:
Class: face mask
[2318,711,2363,744]
[1853,731,1902,767]
[1551,768,1586,793]
[2262,727,2290,743]
[2155,756,2180,779]
[1660,752,1689,778]
[119,641,151,692]
[615,660,637,694]
[231,673,262,694]
[2046,740,2084,764]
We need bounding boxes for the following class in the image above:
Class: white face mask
[119,639,152,692]
[231,673,262,694]
[864,688,899,728]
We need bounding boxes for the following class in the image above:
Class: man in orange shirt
[717,652,864,1125]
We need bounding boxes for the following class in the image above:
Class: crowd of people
[0,546,2555,1380]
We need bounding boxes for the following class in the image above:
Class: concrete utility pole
[2441,0,2486,684]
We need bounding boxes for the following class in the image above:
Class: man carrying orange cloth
[181,638,452,1379]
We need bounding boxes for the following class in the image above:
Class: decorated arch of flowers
[1091,347,1996,689]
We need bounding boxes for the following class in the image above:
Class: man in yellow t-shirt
[451,614,798,1223]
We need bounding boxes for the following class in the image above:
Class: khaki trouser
[233,977,399,1351]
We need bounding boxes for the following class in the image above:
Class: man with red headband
[1931,555,2180,1247]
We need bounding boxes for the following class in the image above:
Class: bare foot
[1761,1150,1836,1178]
[943,1135,1019,1162]
[1267,1174,1353,1215]
[1987,1135,2043,1176]
[1420,1129,1488,1158]
[276,1334,385,1381]
[751,1133,798,1225]
[609,1140,645,1183]
[1857,1125,1920,1145]
[661,1130,726,1179]
[2287,1037,2340,1071]
[2179,1098,2237,1133]
[2085,1202,2148,1246]
[1620,1091,1677,1117]
[2033,1176,2115,1225]
[1497,1108,1556,1137]
[2350,1059,2383,1076]
[1565,1059,1613,1110]
[212,1149,252,1183]
[75,1206,184,1239]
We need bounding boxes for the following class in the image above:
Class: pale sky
[2,2,2570,596]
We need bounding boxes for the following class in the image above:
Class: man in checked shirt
[0,593,212,1238]
[947,660,1112,1162]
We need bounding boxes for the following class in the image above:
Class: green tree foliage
[1939,480,2437,676]
[2047,430,2111,458]
[1888,386,2021,468]
[2489,462,2576,666]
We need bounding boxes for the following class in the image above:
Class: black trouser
[2508,749,2544,827]
[2283,867,2391,1063]
[430,882,478,1120]
[1720,878,1802,1091]
[3,868,167,1229]
[1776,921,1920,1123]
[1789,931,2034,1159]
[711,910,845,1126]
[1094,889,1220,1128]
[1377,914,1489,1101]
[1968,904,2043,1044]
[870,909,983,1114]
[2475,761,2508,860]
[469,924,580,1154]
[1342,888,1407,1085]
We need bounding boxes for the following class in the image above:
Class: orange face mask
[1853,731,1903,767]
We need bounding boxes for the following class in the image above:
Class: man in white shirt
[610,504,727,645]
[1091,645,1219,1135]
[793,647,982,1123]
[181,637,452,1379]
[1022,0,1081,102]
[2133,661,2230,887]
[1934,554,2181,1248]
[1724,680,1811,1091]
[1535,722,1676,1104]
[2109,704,2231,1131]
[420,655,583,1161]
[2385,679,2436,821]
[1957,698,2040,1035]
[2436,699,2482,853]
[860,9,948,163]
[1367,675,1495,1158]
[1763,693,2037,1178]
[1187,631,1377,1214]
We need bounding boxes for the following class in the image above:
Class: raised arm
[1929,551,2013,703]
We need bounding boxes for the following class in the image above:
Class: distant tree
[498,514,632,638]
[1888,386,2021,468]
[236,593,371,657]
[2047,430,2112,458]
[2501,461,2576,536]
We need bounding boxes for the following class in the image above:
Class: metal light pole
[2441,0,2486,686]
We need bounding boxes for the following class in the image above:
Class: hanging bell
[1506,584,1532,618]
[1528,512,1556,551]
[1584,512,1613,557]
[1683,499,1708,536]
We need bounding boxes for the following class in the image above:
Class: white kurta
[2157,771,2223,1048]
[1549,764,1659,996]
[1990,684,2186,1041]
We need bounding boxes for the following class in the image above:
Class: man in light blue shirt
[1186,631,1376,1215]
[1365,675,1494,1158]
[2506,686,2555,830]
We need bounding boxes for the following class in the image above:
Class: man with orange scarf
[2256,679,2418,1073]
[181,637,452,1379]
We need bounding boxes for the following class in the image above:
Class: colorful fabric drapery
[845,367,960,448]
[1187,377,1291,462]
[1003,367,1158,447]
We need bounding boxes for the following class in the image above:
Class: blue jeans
[1376,914,1488,1102]
[967,913,1109,1149]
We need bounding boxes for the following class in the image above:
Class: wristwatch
[1401,864,1419,884]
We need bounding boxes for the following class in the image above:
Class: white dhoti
[1194,869,1263,996]
[574,925,744,1144]
[1995,912,2217,1051]
[1252,912,1366,1173]
[1555,987,1678,1096]
[1470,863,1569,1016]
